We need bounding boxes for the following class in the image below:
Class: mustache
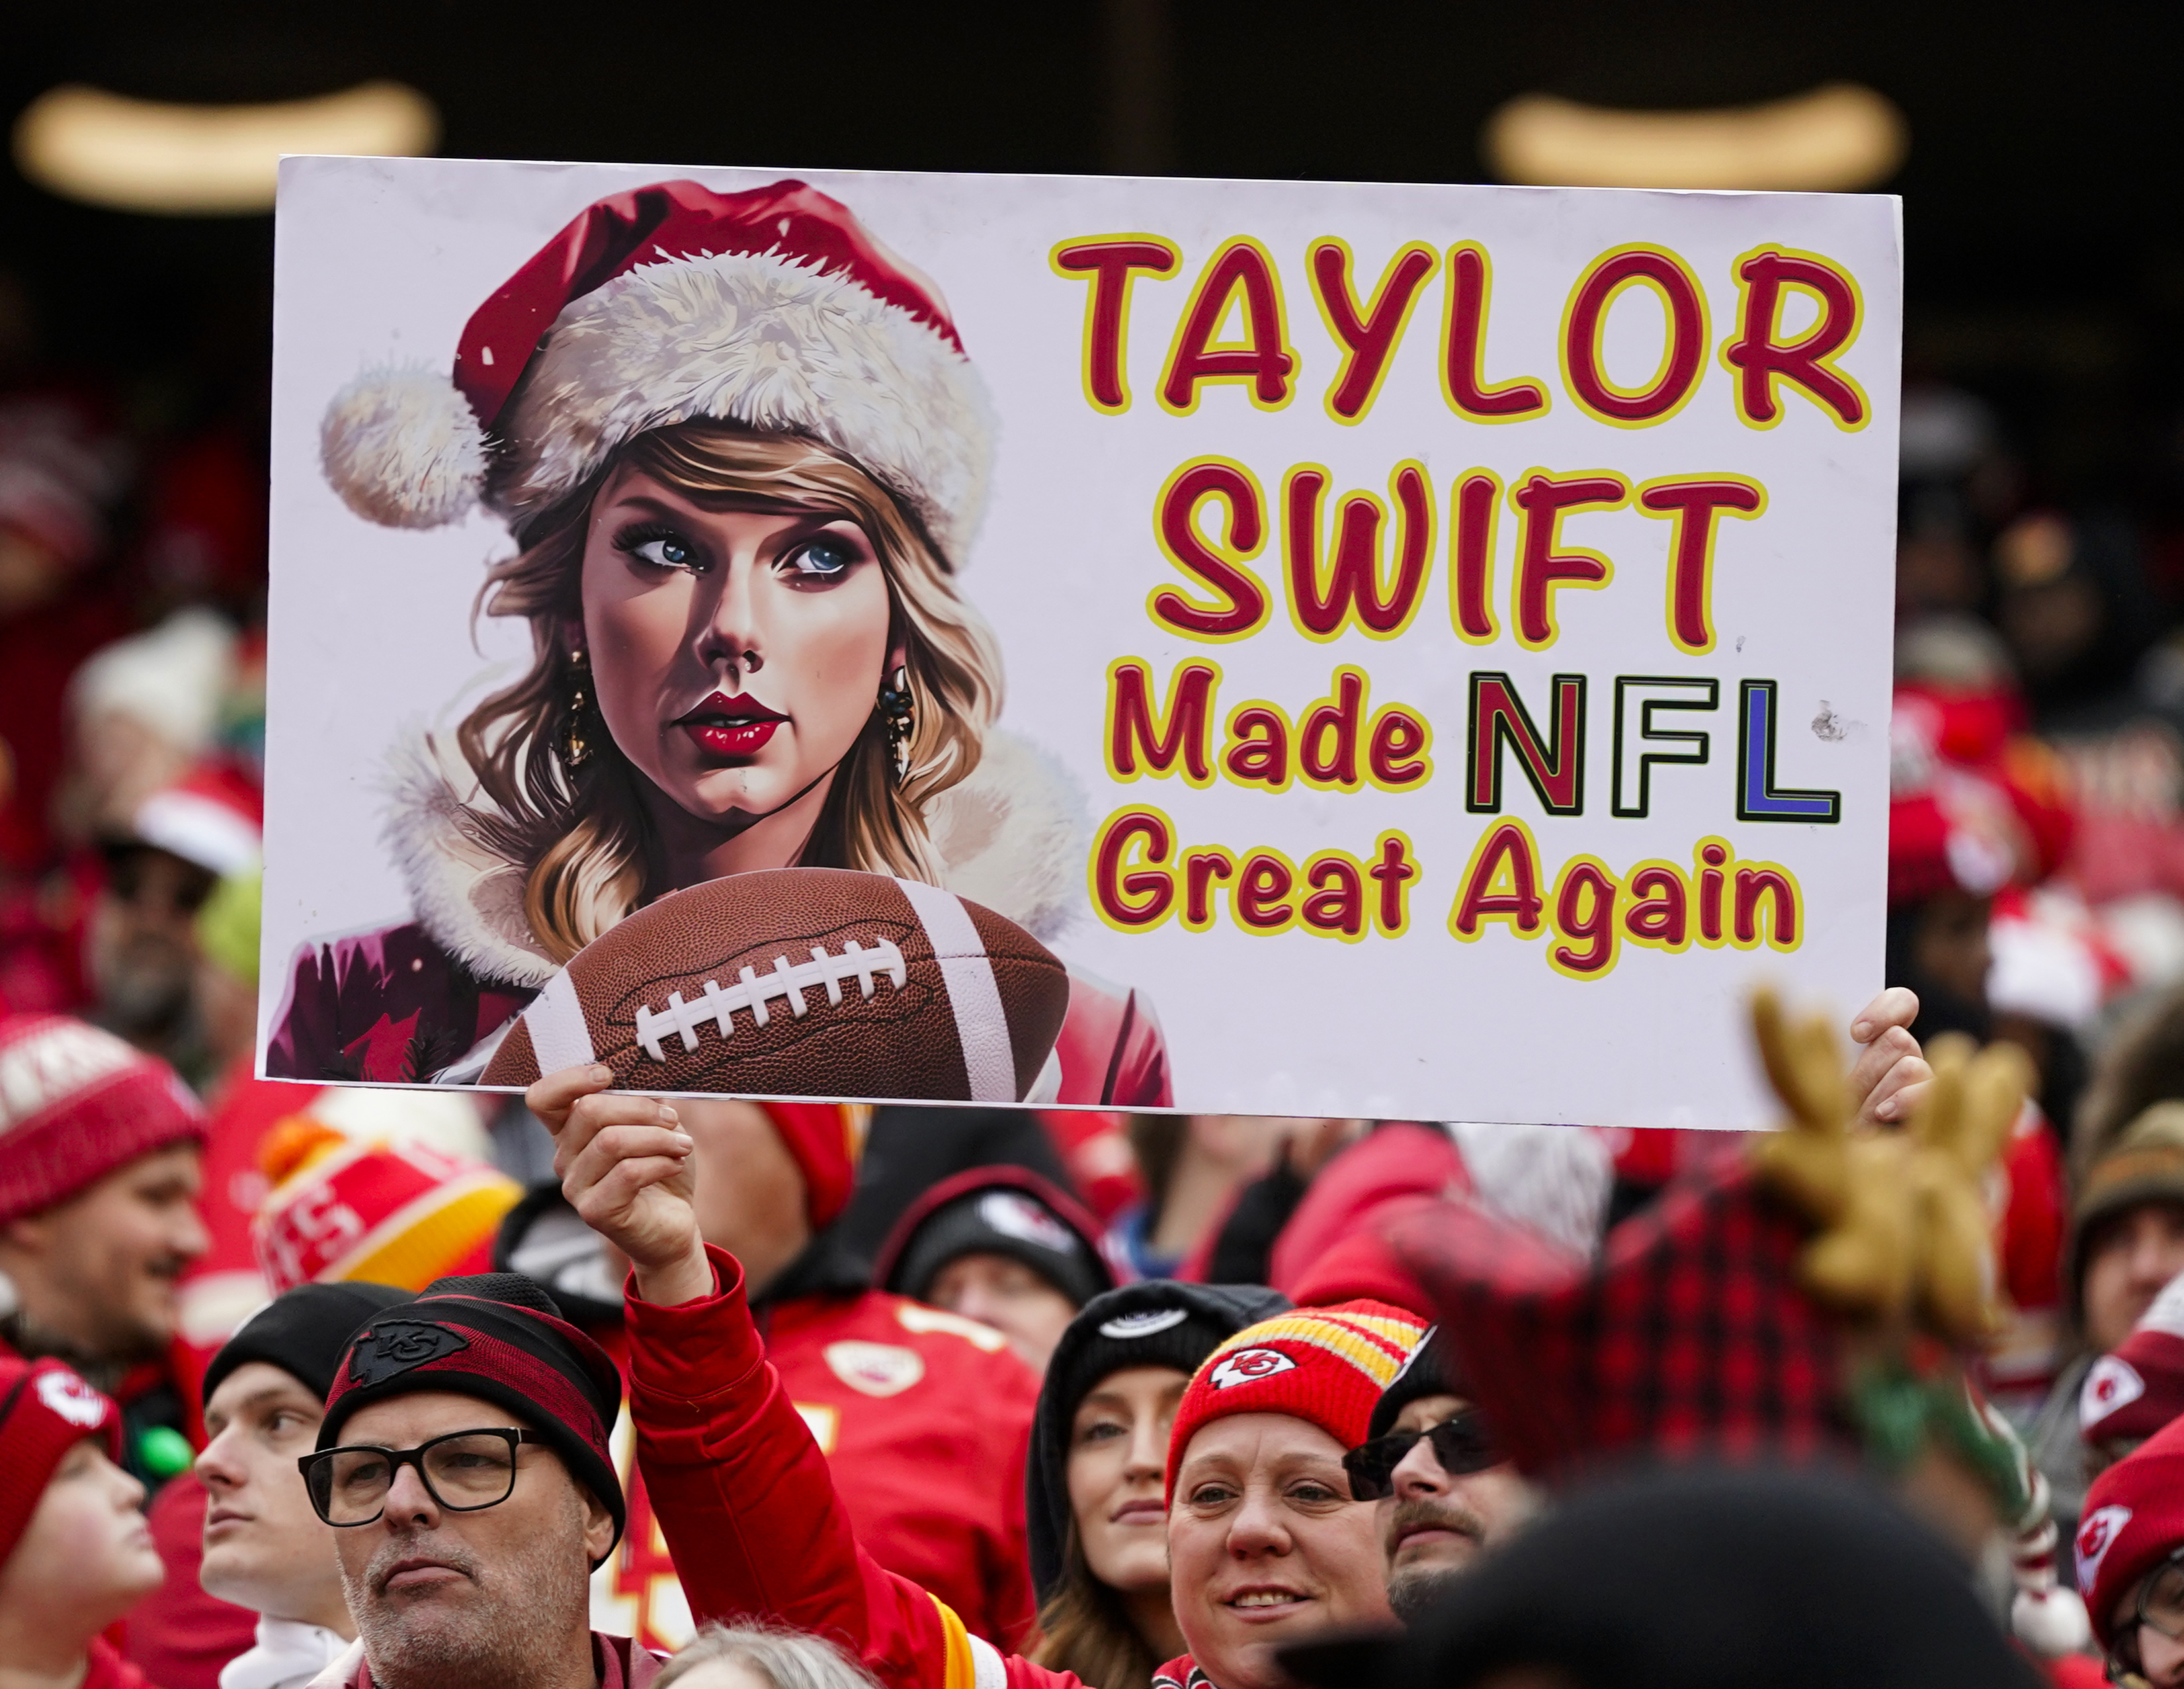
[364,1529,485,1598]
[1389,1495,1487,1543]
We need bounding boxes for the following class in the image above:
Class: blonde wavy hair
[456,423,1002,965]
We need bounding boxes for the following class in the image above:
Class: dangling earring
[563,648,596,769]
[876,665,915,782]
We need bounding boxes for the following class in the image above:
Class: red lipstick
[675,693,786,759]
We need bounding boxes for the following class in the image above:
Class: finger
[1849,986,1920,1045]
[552,1095,681,1182]
[1846,1024,1919,1102]
[528,1063,617,1134]
[563,1120,693,1198]
[571,1155,695,1227]
[1864,1062,1933,1127]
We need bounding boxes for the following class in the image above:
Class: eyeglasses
[298,1428,548,1526]
[2109,1551,2184,1684]
[1343,1409,1500,1501]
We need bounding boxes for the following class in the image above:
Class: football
[480,868,1070,1102]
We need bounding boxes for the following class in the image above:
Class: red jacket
[85,1638,154,1689]
[627,1246,1087,1689]
[593,1283,1042,1651]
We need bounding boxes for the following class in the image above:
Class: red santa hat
[132,759,262,877]
[0,1014,204,1224]
[319,178,993,565]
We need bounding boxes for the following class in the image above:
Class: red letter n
[1468,671,1586,816]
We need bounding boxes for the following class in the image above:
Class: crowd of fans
[14,338,2184,1688]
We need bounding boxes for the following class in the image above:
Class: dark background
[0,0,2177,501]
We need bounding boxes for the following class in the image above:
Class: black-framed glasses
[298,1428,549,1526]
[1343,1408,1500,1500]
[2110,1549,2184,1683]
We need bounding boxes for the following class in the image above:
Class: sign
[261,157,1899,1125]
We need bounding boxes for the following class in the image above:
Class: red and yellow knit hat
[253,1118,523,1295]
[1165,1299,1425,1502]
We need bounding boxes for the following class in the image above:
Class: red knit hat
[1165,1300,1425,1503]
[319,178,992,564]
[0,1357,122,1565]
[0,1014,205,1225]
[2081,1270,2184,1448]
[761,1101,864,1231]
[2078,1413,2184,1650]
[253,1118,524,1295]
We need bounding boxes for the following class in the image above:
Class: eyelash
[612,525,862,582]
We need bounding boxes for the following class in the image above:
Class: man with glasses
[2079,1410,2184,1687]
[1343,1331,1538,1622]
[297,1270,664,1687]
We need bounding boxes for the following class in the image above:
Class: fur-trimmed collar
[381,726,1087,988]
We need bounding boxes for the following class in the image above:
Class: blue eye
[617,527,698,571]
[789,537,855,578]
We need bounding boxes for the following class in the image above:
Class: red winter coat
[593,1283,1042,1651]
[627,1246,1090,1689]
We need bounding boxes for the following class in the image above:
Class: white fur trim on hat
[490,249,994,562]
[321,367,487,529]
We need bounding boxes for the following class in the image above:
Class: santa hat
[0,1358,121,1565]
[2082,1268,2184,1447]
[1165,1300,1425,1503]
[0,1013,204,1224]
[253,1117,523,1295]
[132,759,262,877]
[320,178,993,565]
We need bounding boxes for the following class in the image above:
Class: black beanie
[319,1270,627,1556]
[1027,1279,1291,1602]
[1281,1464,2043,1689]
[1366,1323,1464,1442]
[202,1281,412,1408]
[879,1166,1115,1311]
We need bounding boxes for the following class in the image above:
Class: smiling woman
[265,178,1170,1103]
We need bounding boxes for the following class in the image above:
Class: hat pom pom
[320,367,486,529]
[2011,1584,2091,1659]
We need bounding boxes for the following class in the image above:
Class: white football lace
[632,937,909,1062]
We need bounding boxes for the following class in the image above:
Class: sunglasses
[1343,1408,1500,1500]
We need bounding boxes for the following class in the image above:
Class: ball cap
[1165,1299,1425,1503]
[319,1272,626,1557]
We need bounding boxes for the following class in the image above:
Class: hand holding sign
[531,1064,713,1307]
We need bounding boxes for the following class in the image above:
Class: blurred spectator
[2079,1268,2184,1471]
[1113,1113,1292,1278]
[1025,1281,1288,1689]
[657,1624,883,1689]
[1281,1465,2043,1689]
[1344,1330,1540,1622]
[58,607,238,850]
[499,1096,1042,1652]
[874,1167,1122,1370]
[0,1014,207,1488]
[192,863,261,1079]
[833,1105,1076,1279]
[2076,986,2184,1175]
[2076,1414,2184,1686]
[0,1358,168,1689]
[1994,511,2158,728]
[2027,1105,2184,1566]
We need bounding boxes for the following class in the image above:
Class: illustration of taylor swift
[265,178,1170,1105]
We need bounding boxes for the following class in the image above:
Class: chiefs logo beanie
[0,1014,204,1223]
[1165,1300,1425,1504]
[0,1358,121,1565]
[2076,1411,2184,1650]
[320,1272,627,1555]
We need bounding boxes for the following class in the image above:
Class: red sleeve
[624,1248,969,1689]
